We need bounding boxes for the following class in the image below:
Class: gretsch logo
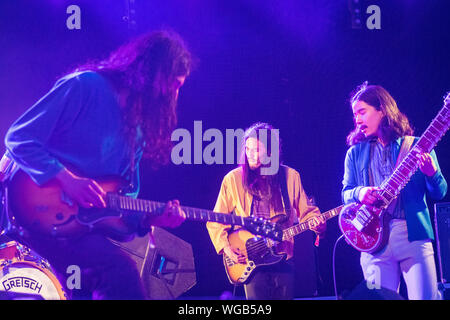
[2,276,43,293]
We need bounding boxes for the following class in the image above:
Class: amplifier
[434,202,450,284]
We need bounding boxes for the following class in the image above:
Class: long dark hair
[77,30,192,167]
[346,82,414,146]
[240,122,284,212]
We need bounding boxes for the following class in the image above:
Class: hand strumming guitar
[358,186,382,206]
[56,168,186,229]
[223,243,247,264]
[56,168,107,209]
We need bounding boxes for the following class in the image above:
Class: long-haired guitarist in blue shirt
[341,82,448,299]
[1,30,191,299]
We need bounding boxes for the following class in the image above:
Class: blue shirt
[5,71,143,196]
[368,140,405,219]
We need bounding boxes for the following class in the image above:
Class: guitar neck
[107,194,248,226]
[182,205,248,226]
[378,102,450,208]
[280,205,343,241]
[106,193,284,241]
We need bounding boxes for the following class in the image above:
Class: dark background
[1,0,449,299]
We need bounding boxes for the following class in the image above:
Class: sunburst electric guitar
[338,92,450,253]
[223,205,344,284]
[7,169,283,242]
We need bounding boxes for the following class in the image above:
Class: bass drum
[0,241,67,300]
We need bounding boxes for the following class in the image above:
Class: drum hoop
[1,260,67,300]
[0,241,20,250]
[0,241,24,267]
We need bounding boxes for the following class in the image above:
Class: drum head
[0,262,66,300]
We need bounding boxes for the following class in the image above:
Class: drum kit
[0,156,67,300]
[0,240,67,300]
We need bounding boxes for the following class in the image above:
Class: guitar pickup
[351,217,365,231]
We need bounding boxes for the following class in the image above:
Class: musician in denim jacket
[342,82,447,300]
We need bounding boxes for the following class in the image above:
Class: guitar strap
[368,135,415,186]
[388,136,414,217]
[395,136,415,168]
[278,165,298,224]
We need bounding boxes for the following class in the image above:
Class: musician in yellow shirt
[207,122,326,300]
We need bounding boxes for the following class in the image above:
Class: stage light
[348,0,363,29]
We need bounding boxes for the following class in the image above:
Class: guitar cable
[332,234,345,300]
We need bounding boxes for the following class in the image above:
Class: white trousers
[360,219,441,300]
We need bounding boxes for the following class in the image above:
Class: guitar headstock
[442,92,450,128]
[243,217,283,241]
[444,92,450,104]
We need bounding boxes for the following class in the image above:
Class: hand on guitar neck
[416,152,438,177]
[309,215,326,235]
[146,199,186,229]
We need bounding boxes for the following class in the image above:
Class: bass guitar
[338,92,450,253]
[7,169,283,242]
[223,205,343,284]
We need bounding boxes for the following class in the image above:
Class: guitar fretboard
[281,205,343,241]
[107,194,246,225]
[181,205,247,225]
[106,193,283,241]
[378,101,449,207]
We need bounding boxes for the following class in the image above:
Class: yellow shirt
[206,165,321,259]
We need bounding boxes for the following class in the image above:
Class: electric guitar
[223,205,344,284]
[339,92,450,253]
[6,169,283,242]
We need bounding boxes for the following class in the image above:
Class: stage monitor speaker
[111,233,149,272]
[113,227,196,300]
[343,281,404,300]
[435,202,450,284]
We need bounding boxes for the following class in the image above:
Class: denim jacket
[342,137,447,241]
